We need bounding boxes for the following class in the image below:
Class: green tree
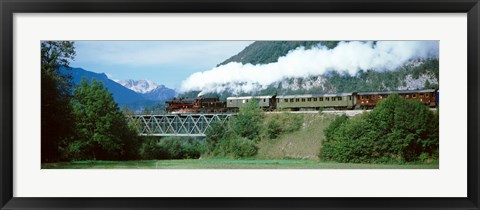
[321,95,439,163]
[230,99,264,141]
[323,115,348,141]
[205,121,229,152]
[41,41,76,162]
[67,78,140,160]
[203,100,262,158]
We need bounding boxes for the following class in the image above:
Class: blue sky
[69,41,253,88]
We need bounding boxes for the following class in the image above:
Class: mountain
[218,41,339,66]
[59,66,176,111]
[60,66,145,105]
[117,79,159,94]
[142,85,176,101]
[261,59,439,96]
[117,79,176,101]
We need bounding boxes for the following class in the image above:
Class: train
[165,89,438,113]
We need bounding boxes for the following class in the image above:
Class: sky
[70,40,439,95]
[69,41,253,88]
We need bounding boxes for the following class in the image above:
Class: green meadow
[42,159,438,169]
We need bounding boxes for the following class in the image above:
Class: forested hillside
[181,41,439,100]
[218,41,339,66]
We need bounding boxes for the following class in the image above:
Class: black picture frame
[1,0,479,209]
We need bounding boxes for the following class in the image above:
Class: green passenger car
[276,93,355,110]
[227,96,275,110]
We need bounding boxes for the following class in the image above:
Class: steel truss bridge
[126,113,236,137]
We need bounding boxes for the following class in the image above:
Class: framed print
[1,0,479,209]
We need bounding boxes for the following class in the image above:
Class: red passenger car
[355,89,437,109]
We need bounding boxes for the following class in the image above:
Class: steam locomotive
[165,97,228,113]
[165,89,438,113]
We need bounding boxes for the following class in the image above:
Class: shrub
[320,94,439,163]
[266,117,283,139]
[230,99,264,141]
[205,121,228,152]
[139,137,206,160]
[264,113,304,139]
[281,113,303,133]
[139,138,160,160]
[212,136,258,159]
[323,114,348,141]
[204,100,262,159]
[321,114,383,163]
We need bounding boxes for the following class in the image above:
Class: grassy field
[42,159,438,169]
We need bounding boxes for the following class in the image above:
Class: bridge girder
[126,113,235,137]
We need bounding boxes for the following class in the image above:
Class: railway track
[265,110,370,116]
[266,108,436,116]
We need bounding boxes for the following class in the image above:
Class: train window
[301,98,305,102]
[246,99,249,103]
[326,97,330,101]
[296,98,300,102]
[338,97,342,101]
[320,97,324,101]
[263,99,266,102]
[284,99,288,103]
[313,98,317,101]
[425,93,429,97]
[349,96,352,100]
[229,100,232,103]
[277,99,279,103]
[360,96,364,100]
[365,95,369,100]
[307,98,311,102]
[290,99,294,102]
[372,95,376,99]
[332,97,336,101]
[412,94,417,98]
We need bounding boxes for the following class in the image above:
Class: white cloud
[179,41,439,95]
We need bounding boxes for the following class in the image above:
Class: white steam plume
[179,41,439,95]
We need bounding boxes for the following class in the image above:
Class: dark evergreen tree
[41,41,76,162]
